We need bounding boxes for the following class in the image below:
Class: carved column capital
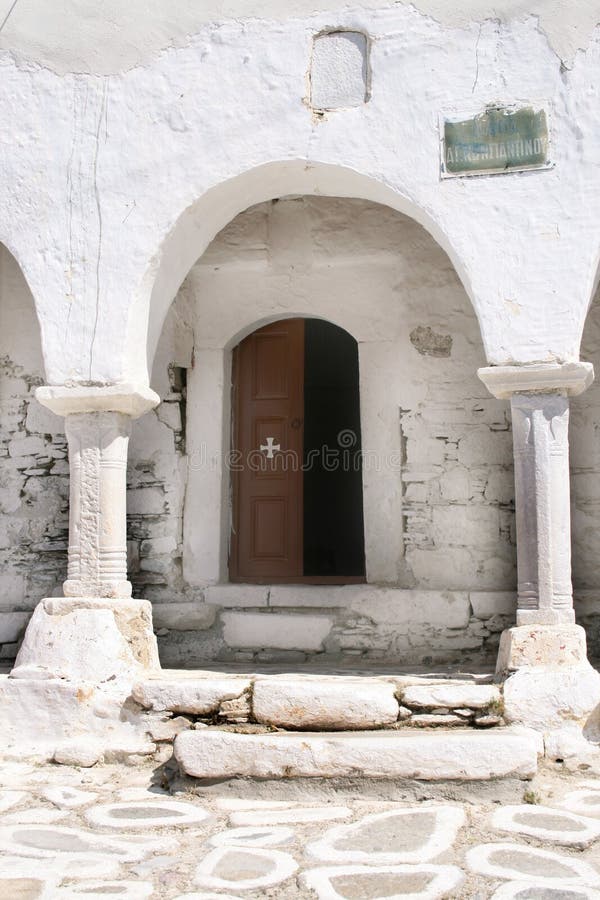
[478,362,593,399]
[35,383,159,418]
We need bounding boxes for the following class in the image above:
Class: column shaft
[511,393,574,624]
[63,411,132,598]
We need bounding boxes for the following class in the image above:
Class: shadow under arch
[0,238,48,382]
[132,159,482,383]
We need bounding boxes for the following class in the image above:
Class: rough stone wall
[0,245,68,661]
[127,295,195,605]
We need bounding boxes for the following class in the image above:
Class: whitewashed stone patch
[57,883,154,898]
[4,806,70,824]
[0,853,121,881]
[53,741,103,768]
[466,843,600,886]
[41,786,98,808]
[307,806,465,865]
[84,799,210,829]
[209,826,295,847]
[131,678,252,714]
[401,684,501,710]
[252,679,398,730]
[561,790,600,819]
[411,714,465,727]
[0,790,27,812]
[215,799,298,811]
[229,807,352,826]
[492,805,600,848]
[195,846,298,891]
[172,894,243,899]
[0,876,52,899]
[492,882,600,899]
[0,825,156,861]
[175,728,538,780]
[301,863,465,899]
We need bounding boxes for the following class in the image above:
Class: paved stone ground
[2,757,600,898]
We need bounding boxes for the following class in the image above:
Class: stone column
[478,363,594,671]
[11,384,162,682]
[63,411,132,599]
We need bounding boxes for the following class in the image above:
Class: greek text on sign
[441,105,550,178]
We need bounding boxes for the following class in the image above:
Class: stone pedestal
[11,597,160,681]
[496,624,589,673]
[11,384,160,684]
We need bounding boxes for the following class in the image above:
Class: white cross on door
[260,437,281,459]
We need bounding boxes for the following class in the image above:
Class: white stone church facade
[1,0,600,763]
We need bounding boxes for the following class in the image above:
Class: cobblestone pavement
[2,759,600,898]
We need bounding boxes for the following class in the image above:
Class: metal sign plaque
[441,105,550,178]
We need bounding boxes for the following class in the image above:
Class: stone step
[132,670,503,731]
[174,726,540,781]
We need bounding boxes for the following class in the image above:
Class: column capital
[478,362,594,399]
[35,383,159,419]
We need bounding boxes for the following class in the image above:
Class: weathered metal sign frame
[440,103,552,179]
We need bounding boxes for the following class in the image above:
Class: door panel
[230,319,304,580]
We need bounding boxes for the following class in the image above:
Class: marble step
[133,670,503,731]
[174,726,540,781]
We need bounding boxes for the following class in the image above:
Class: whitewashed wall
[0,7,600,387]
[2,2,600,665]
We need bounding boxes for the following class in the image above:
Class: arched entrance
[230,317,365,583]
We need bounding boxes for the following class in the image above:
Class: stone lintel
[35,383,159,419]
[478,362,594,399]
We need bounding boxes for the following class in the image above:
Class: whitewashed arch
[129,159,481,383]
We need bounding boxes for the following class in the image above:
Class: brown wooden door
[230,319,304,580]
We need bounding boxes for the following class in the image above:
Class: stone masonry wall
[0,245,68,662]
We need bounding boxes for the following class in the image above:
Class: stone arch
[129,192,515,612]
[128,160,483,384]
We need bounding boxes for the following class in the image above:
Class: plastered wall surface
[0,1,596,72]
[0,5,599,386]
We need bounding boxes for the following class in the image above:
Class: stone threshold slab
[174,726,539,781]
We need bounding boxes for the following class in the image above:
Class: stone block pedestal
[10,597,159,682]
[496,624,589,674]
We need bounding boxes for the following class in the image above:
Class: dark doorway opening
[230,317,365,583]
[303,319,365,577]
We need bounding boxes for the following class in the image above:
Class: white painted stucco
[0,5,599,389]
[0,1,596,72]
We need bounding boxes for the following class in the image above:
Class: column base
[496,623,589,674]
[10,597,160,683]
[497,624,600,756]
